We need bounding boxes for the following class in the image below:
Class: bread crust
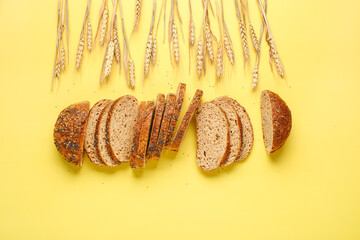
[130,101,147,168]
[169,89,203,152]
[54,101,90,166]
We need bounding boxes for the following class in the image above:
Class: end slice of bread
[54,101,90,166]
[261,90,292,154]
[196,102,230,172]
[85,99,112,166]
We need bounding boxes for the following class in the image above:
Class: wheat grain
[172,21,179,63]
[129,59,135,88]
[104,40,115,78]
[87,15,92,51]
[223,33,234,64]
[216,43,223,78]
[252,64,259,89]
[239,20,249,62]
[151,36,157,65]
[268,37,284,77]
[132,0,142,33]
[113,23,121,62]
[76,31,85,70]
[55,58,61,78]
[249,23,259,52]
[190,21,195,46]
[144,34,153,76]
[205,22,214,62]
[60,45,66,71]
[196,38,204,78]
[99,3,108,46]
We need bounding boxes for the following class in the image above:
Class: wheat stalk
[113,19,121,63]
[129,59,135,88]
[205,21,214,62]
[104,40,115,78]
[60,44,66,71]
[144,34,153,77]
[172,21,179,63]
[132,0,142,34]
[196,38,204,78]
[216,42,224,78]
[249,23,259,52]
[215,0,224,78]
[87,14,92,51]
[151,35,157,65]
[190,21,195,46]
[235,0,249,63]
[223,34,234,64]
[99,1,108,46]
[76,30,85,70]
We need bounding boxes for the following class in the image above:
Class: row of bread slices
[53,83,203,168]
[195,90,292,171]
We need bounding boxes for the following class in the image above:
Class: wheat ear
[215,0,224,78]
[144,34,153,77]
[235,0,249,63]
[252,63,258,88]
[216,42,224,78]
[99,1,108,46]
[268,37,284,77]
[76,30,85,70]
[249,23,259,52]
[132,0,142,34]
[55,57,61,79]
[87,15,92,51]
[151,36,157,65]
[172,21,180,63]
[104,40,115,78]
[196,38,204,78]
[129,59,135,88]
[205,21,214,62]
[60,44,66,71]
[190,21,195,46]
[113,20,121,63]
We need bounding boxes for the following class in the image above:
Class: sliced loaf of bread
[84,99,112,166]
[196,102,230,171]
[54,101,90,166]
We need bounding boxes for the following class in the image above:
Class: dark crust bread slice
[261,90,292,153]
[211,98,242,167]
[130,102,147,168]
[169,89,203,152]
[146,94,166,161]
[164,83,186,149]
[152,93,177,160]
[84,99,112,166]
[219,96,254,160]
[54,101,90,166]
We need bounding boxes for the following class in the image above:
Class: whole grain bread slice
[54,101,90,166]
[261,90,292,154]
[106,95,139,163]
[84,99,112,166]
[95,101,120,167]
[219,96,254,160]
[168,89,203,152]
[130,101,147,168]
[211,98,241,167]
[164,83,186,149]
[146,94,166,161]
[196,102,230,171]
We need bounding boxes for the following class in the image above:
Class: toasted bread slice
[164,83,186,149]
[106,95,139,163]
[196,102,230,171]
[84,99,112,166]
[169,89,203,152]
[130,102,147,168]
[261,90,292,153]
[146,94,166,161]
[219,96,254,160]
[211,98,241,166]
[54,101,90,166]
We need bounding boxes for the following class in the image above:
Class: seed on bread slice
[95,101,120,167]
[211,98,241,167]
[54,101,90,166]
[169,89,203,152]
[146,94,166,161]
[218,96,254,160]
[164,83,186,149]
[261,90,292,154]
[196,102,230,172]
[84,99,112,166]
[106,95,139,163]
[130,101,147,168]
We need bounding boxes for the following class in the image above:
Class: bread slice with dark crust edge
[106,95,139,163]
[164,83,186,149]
[54,101,90,166]
[261,90,292,154]
[146,94,166,161]
[211,98,241,167]
[168,89,203,152]
[130,101,147,168]
[84,99,112,166]
[219,96,254,160]
[95,101,120,167]
[195,102,230,172]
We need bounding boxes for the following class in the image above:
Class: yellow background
[1,0,360,239]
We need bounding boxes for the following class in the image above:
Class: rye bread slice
[169,89,203,152]
[219,96,254,160]
[146,94,166,161]
[84,99,112,166]
[211,98,241,167]
[106,95,139,163]
[164,83,186,149]
[95,101,120,167]
[261,90,292,154]
[130,101,147,168]
[196,102,230,172]
[54,101,90,166]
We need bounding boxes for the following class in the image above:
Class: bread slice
[54,101,90,166]
[152,93,177,160]
[218,96,254,160]
[130,101,147,168]
[106,95,139,163]
[211,98,241,166]
[261,90,292,154]
[84,99,112,166]
[164,83,186,149]
[146,94,166,161]
[169,89,203,152]
[95,101,120,167]
[196,102,230,171]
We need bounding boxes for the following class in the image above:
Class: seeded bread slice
[169,89,203,152]
[130,101,147,168]
[84,99,112,166]
[261,90,292,154]
[219,96,254,160]
[196,102,230,172]
[54,101,90,166]
[106,95,139,163]
[211,98,241,167]
[95,101,120,167]
[164,83,186,149]
[146,94,166,161]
